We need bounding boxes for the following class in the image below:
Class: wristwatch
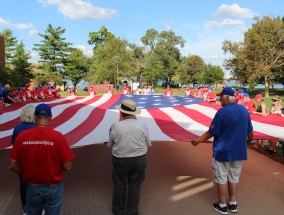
[192,139,200,145]
[248,140,256,144]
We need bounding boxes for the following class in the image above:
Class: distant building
[0,35,5,70]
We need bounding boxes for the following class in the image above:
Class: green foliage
[128,43,145,81]
[141,28,158,51]
[33,24,73,79]
[222,16,284,97]
[177,55,205,84]
[88,26,115,53]
[142,53,164,86]
[203,64,224,86]
[8,41,33,86]
[141,29,186,85]
[86,36,136,84]
[0,65,8,83]
[65,49,89,88]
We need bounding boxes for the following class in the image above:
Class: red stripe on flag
[1,97,83,132]
[50,96,101,128]
[250,114,284,127]
[0,97,57,115]
[147,108,198,141]
[64,95,121,146]
[174,106,212,127]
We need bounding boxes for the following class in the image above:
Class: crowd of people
[0,80,61,109]
[5,85,284,215]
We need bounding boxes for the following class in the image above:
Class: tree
[223,16,284,97]
[0,29,18,69]
[8,41,33,86]
[86,36,136,84]
[33,24,73,82]
[88,26,115,53]
[203,64,224,87]
[141,29,185,85]
[64,49,89,89]
[142,53,164,86]
[177,55,205,85]
[0,65,8,83]
[129,43,145,81]
[141,28,158,52]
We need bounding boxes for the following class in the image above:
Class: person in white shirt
[108,99,151,215]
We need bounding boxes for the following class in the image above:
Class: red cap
[254,94,263,100]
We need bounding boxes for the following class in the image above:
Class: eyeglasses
[272,99,278,102]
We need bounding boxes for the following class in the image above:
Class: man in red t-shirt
[8,103,75,215]
[120,83,130,95]
[206,87,216,103]
[184,85,193,96]
[243,93,256,113]
[87,85,96,96]
[164,85,175,96]
[51,87,61,98]
[105,84,113,94]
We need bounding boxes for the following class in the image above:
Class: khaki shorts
[212,159,243,184]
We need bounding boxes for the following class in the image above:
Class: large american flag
[1,94,284,149]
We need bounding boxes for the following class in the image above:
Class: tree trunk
[264,76,269,97]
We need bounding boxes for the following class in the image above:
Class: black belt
[29,182,60,187]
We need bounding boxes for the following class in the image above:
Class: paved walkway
[0,142,283,215]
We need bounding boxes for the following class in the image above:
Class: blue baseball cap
[35,103,52,117]
[244,92,249,97]
[238,89,244,93]
[216,87,235,96]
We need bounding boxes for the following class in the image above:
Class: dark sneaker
[229,204,238,213]
[213,203,228,215]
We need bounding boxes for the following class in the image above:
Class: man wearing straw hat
[108,99,151,215]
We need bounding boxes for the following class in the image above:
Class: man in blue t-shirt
[189,87,253,215]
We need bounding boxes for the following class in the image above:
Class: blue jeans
[26,182,63,215]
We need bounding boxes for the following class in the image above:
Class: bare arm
[261,103,267,116]
[248,131,254,142]
[247,131,255,146]
[8,159,20,174]
[62,161,72,171]
[190,131,214,147]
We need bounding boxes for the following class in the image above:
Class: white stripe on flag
[160,107,209,136]
[54,94,112,134]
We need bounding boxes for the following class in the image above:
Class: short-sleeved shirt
[0,86,4,97]
[207,91,216,101]
[208,102,253,162]
[108,118,151,158]
[120,87,130,95]
[164,89,174,96]
[11,122,36,144]
[244,99,256,112]
[10,127,75,184]
[3,90,13,103]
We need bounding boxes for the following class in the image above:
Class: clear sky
[0,0,283,76]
